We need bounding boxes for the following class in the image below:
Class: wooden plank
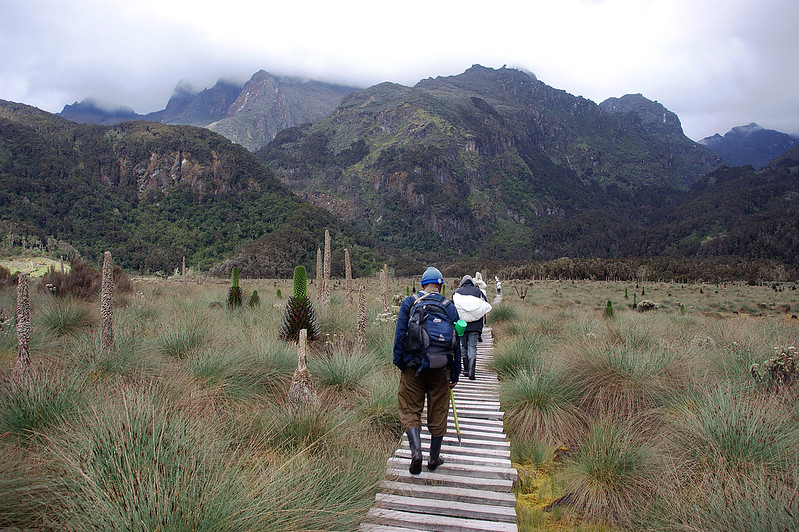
[394,449,512,469]
[386,457,518,482]
[374,493,517,522]
[366,508,518,532]
[379,480,517,507]
[400,442,511,461]
[384,467,516,492]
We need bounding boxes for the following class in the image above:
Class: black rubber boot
[468,358,476,380]
[462,356,468,375]
[427,435,445,471]
[407,427,423,475]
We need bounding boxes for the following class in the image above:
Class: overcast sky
[2,0,797,141]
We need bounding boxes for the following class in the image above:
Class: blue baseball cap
[421,266,444,286]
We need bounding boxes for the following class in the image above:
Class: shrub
[0,265,18,288]
[38,259,131,300]
[750,346,797,391]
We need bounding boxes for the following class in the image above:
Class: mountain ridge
[699,122,799,169]
[256,65,723,264]
[59,71,360,151]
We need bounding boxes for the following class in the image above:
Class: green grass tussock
[563,419,660,528]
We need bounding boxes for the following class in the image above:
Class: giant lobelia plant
[280,266,320,343]
[227,267,243,309]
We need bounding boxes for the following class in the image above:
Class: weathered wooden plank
[366,508,518,532]
[374,493,517,522]
[379,480,517,507]
[384,467,516,492]
[395,448,512,469]
[386,457,518,482]
[400,441,511,461]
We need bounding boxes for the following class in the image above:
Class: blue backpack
[403,293,456,371]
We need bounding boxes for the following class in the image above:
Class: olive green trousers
[397,367,450,437]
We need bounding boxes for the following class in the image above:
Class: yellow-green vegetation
[0,277,401,531]
[0,256,69,278]
[492,279,799,531]
[2,275,797,530]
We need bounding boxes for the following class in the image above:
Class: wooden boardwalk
[362,328,518,532]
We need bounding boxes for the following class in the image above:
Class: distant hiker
[393,266,462,474]
[495,276,502,296]
[454,275,492,380]
[473,271,488,297]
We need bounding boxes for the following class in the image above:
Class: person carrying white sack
[473,272,488,297]
[453,275,492,380]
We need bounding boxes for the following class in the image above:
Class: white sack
[453,292,492,322]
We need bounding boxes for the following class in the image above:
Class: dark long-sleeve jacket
[393,291,461,383]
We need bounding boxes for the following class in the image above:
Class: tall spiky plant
[315,248,323,304]
[100,251,115,354]
[280,266,320,342]
[11,273,31,385]
[321,229,331,309]
[357,285,366,352]
[344,248,353,307]
[227,267,242,309]
[380,264,388,312]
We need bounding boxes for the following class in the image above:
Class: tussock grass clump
[263,400,360,454]
[501,368,585,446]
[489,304,518,324]
[509,437,556,466]
[666,384,799,476]
[655,463,799,531]
[155,325,206,359]
[0,443,55,529]
[243,437,390,531]
[564,419,659,528]
[39,298,93,336]
[50,388,252,531]
[310,348,373,392]
[190,347,292,399]
[491,335,548,378]
[356,372,401,435]
[0,370,88,442]
[565,335,689,420]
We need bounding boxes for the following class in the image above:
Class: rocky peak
[599,93,684,136]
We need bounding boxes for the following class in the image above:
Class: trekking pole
[449,388,461,444]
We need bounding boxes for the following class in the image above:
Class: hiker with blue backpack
[393,266,462,475]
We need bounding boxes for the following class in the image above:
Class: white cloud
[2,0,798,139]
